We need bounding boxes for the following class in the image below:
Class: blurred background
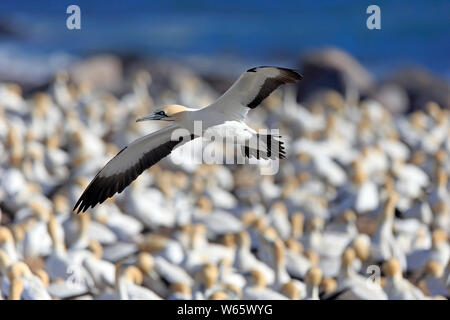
[1,0,449,88]
[0,0,449,300]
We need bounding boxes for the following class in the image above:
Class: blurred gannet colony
[0,53,449,300]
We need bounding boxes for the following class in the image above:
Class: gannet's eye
[157,111,166,116]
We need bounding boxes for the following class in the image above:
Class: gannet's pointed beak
[136,112,159,122]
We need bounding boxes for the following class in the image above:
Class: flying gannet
[73,66,303,213]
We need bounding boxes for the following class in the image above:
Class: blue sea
[0,0,449,83]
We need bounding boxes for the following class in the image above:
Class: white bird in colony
[431,202,450,233]
[114,265,161,300]
[407,229,449,273]
[332,159,379,216]
[0,249,12,280]
[63,213,91,251]
[280,281,301,300]
[402,200,433,225]
[194,263,231,300]
[193,197,243,236]
[267,202,291,240]
[47,279,90,300]
[326,209,358,239]
[6,279,24,300]
[0,168,37,212]
[408,225,432,252]
[256,227,279,269]
[139,233,185,265]
[393,160,430,200]
[101,242,139,263]
[415,260,448,298]
[86,219,118,246]
[241,213,268,250]
[284,238,314,279]
[289,211,305,239]
[51,70,75,109]
[242,269,288,300]
[312,155,347,187]
[217,257,246,289]
[81,241,116,294]
[1,261,51,300]
[73,67,302,213]
[92,203,143,241]
[22,141,64,195]
[359,146,389,182]
[282,88,326,134]
[153,256,194,287]
[336,248,387,300]
[302,216,352,262]
[428,169,449,212]
[45,215,95,291]
[203,181,238,210]
[0,83,26,114]
[51,194,71,223]
[304,266,323,300]
[351,234,373,271]
[0,227,18,263]
[259,176,282,205]
[123,182,176,230]
[371,193,407,270]
[383,258,426,300]
[69,127,106,162]
[320,277,340,300]
[209,290,233,300]
[233,231,275,285]
[266,237,306,297]
[168,282,192,300]
[378,138,410,162]
[181,227,234,272]
[22,204,53,259]
[136,253,170,298]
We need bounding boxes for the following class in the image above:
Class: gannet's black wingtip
[246,66,303,81]
[73,200,85,214]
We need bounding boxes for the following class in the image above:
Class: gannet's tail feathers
[242,134,286,160]
[73,124,187,213]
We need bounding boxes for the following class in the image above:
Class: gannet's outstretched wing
[74,124,188,213]
[208,66,302,119]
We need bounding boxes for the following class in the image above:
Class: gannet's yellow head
[7,261,33,281]
[341,247,356,267]
[136,104,188,122]
[321,277,338,294]
[137,252,154,274]
[352,235,371,262]
[383,258,402,278]
[209,291,228,300]
[281,281,300,300]
[122,265,143,285]
[305,266,323,287]
[0,227,14,245]
[249,269,267,289]
[163,104,188,116]
[199,263,219,289]
[171,282,191,296]
[0,249,11,269]
[424,260,444,278]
